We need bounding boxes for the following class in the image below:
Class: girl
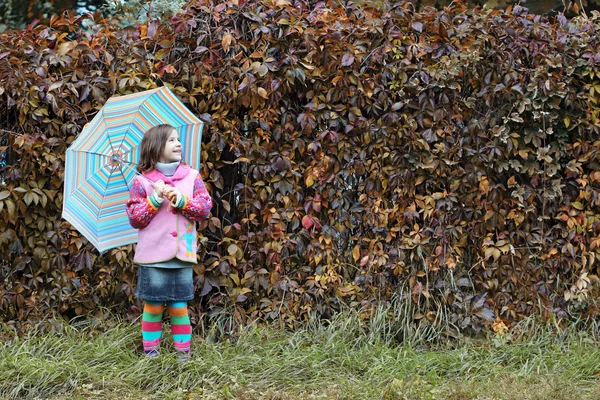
[126,124,212,360]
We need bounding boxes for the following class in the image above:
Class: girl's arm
[126,179,161,229]
[178,174,212,221]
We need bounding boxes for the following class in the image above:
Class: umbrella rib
[117,159,148,189]
[116,162,135,190]
[107,132,119,155]
[94,162,121,221]
[119,159,138,167]
[75,150,111,158]
[116,102,148,157]
[97,107,119,155]
[118,159,145,178]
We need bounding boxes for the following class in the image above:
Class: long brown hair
[137,124,175,173]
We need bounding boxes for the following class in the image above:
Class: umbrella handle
[165,191,177,213]
[165,191,177,202]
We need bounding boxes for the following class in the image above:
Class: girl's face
[160,129,182,163]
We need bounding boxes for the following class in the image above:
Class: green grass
[1,309,600,400]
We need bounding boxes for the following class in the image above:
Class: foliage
[2,0,600,333]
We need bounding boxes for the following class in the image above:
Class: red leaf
[302,215,314,229]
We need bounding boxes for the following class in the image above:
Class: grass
[1,306,600,399]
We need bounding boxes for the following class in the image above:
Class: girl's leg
[166,301,192,358]
[142,300,165,356]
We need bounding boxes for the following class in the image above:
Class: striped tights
[141,301,192,355]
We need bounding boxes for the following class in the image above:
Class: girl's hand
[163,186,185,209]
[152,180,166,198]
[163,186,179,202]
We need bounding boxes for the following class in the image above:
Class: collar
[155,161,180,177]
[143,164,191,185]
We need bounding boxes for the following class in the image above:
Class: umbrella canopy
[62,86,204,252]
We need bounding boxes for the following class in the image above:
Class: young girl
[126,124,212,360]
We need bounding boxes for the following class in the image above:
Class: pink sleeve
[180,174,212,221]
[126,179,160,229]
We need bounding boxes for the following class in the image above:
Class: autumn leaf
[342,53,354,67]
[302,215,314,229]
[257,87,268,99]
[57,41,77,57]
[352,245,360,262]
[222,33,233,52]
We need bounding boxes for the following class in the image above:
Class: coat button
[171,231,177,237]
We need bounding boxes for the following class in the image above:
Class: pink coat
[126,164,212,264]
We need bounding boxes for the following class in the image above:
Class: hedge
[1,0,600,334]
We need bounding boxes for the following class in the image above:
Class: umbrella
[62,86,204,252]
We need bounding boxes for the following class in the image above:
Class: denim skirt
[136,266,194,302]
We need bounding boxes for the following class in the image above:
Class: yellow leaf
[492,317,508,334]
[229,273,240,286]
[479,176,489,195]
[493,248,501,260]
[222,199,231,213]
[155,48,169,60]
[314,253,322,265]
[564,116,571,128]
[57,41,77,57]
[484,247,496,260]
[257,87,268,99]
[222,33,233,52]
[6,199,15,218]
[159,39,172,48]
[305,175,314,187]
[352,245,360,262]
[518,149,529,159]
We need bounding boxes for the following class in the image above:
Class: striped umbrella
[62,86,204,252]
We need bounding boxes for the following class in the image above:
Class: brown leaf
[257,87,268,99]
[222,33,233,52]
[352,245,360,262]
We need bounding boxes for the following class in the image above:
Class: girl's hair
[137,124,176,172]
